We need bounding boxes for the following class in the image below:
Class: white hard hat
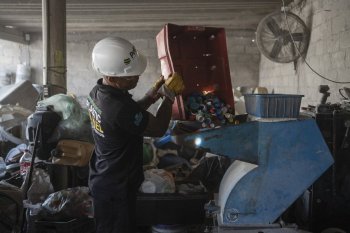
[92,37,147,77]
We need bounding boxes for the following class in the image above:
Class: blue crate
[244,94,304,118]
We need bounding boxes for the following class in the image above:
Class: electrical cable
[281,0,350,84]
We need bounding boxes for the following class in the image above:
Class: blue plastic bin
[244,94,304,118]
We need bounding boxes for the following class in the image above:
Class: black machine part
[316,85,342,114]
[319,85,330,104]
[0,189,23,233]
[313,110,350,232]
[339,87,350,100]
[341,120,350,149]
[26,105,61,160]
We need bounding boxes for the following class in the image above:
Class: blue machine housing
[171,119,333,225]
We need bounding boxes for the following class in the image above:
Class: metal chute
[171,119,333,225]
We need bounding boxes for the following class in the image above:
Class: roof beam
[0,25,29,44]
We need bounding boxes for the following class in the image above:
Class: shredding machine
[171,119,333,232]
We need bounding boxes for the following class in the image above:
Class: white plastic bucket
[16,64,31,83]
[152,225,187,233]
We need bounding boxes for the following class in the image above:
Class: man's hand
[153,75,166,90]
[165,72,185,95]
[158,72,185,102]
[145,75,165,103]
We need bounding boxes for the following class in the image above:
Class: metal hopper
[171,119,333,225]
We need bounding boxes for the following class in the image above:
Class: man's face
[113,76,139,90]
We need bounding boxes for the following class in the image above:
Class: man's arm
[142,72,185,137]
[143,97,172,137]
[137,76,165,110]
[137,94,159,110]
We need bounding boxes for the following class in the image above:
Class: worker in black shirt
[87,37,184,233]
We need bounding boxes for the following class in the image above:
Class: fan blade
[289,42,296,56]
[266,19,281,37]
[290,33,304,42]
[270,41,282,58]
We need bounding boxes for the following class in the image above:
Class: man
[87,37,184,233]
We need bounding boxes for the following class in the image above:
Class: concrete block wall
[259,0,350,107]
[0,26,260,113]
[226,30,260,88]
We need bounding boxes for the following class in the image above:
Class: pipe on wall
[42,0,67,97]
[42,0,48,87]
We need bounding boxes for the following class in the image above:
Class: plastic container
[141,180,157,193]
[16,63,31,83]
[244,94,304,118]
[141,169,175,193]
[19,149,32,177]
[156,23,234,120]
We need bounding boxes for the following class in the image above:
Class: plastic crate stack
[244,94,304,119]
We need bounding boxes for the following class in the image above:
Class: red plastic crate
[156,23,234,120]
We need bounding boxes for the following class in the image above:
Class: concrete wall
[66,30,163,110]
[0,39,30,85]
[259,0,350,107]
[227,30,260,88]
[0,27,260,112]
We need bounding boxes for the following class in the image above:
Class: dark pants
[92,187,138,233]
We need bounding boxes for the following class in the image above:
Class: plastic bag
[142,138,159,168]
[5,143,27,163]
[177,182,207,194]
[37,94,93,143]
[0,181,23,233]
[188,155,231,193]
[27,168,54,204]
[41,186,93,220]
[140,169,175,193]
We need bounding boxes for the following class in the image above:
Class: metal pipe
[42,0,49,86]
[42,0,66,97]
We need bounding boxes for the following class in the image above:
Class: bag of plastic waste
[41,186,93,220]
[37,94,93,143]
[26,168,54,204]
[0,181,23,233]
[140,169,175,193]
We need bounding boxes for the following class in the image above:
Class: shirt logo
[87,96,105,138]
[134,112,143,126]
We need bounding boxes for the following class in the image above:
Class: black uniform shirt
[87,79,149,199]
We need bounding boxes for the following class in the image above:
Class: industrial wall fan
[256,11,309,63]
